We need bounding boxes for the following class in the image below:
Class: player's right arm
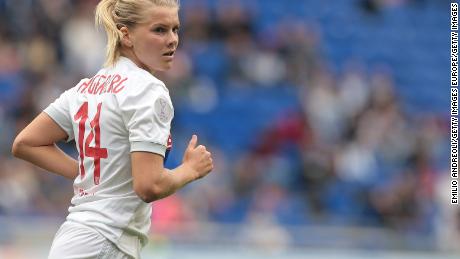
[131,134,213,203]
[12,87,78,180]
[11,112,78,180]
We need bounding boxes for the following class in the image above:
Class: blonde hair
[95,0,180,67]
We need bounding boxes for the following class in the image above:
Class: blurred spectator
[61,0,105,76]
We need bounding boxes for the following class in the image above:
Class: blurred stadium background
[0,0,456,258]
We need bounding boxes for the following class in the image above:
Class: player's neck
[120,48,154,75]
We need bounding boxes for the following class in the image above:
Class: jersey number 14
[74,102,108,185]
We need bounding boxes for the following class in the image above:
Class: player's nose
[166,31,178,49]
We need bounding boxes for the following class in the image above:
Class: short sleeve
[117,82,173,157]
[43,89,75,142]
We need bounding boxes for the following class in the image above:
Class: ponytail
[95,0,123,67]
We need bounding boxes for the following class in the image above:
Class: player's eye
[153,27,167,33]
[173,26,180,34]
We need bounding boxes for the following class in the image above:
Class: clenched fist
[182,135,213,180]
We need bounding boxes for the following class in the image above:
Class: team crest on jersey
[166,134,172,149]
[165,134,172,163]
[155,97,173,123]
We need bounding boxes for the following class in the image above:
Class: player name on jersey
[78,73,128,95]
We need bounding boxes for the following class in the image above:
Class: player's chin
[156,63,173,72]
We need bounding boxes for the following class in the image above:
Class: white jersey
[43,57,174,258]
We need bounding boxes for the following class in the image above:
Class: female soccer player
[11,0,213,258]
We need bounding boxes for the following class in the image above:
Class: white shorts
[48,221,132,259]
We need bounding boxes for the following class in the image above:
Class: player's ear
[120,26,133,48]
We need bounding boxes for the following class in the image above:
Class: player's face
[128,6,180,73]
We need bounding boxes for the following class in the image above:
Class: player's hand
[182,135,213,180]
